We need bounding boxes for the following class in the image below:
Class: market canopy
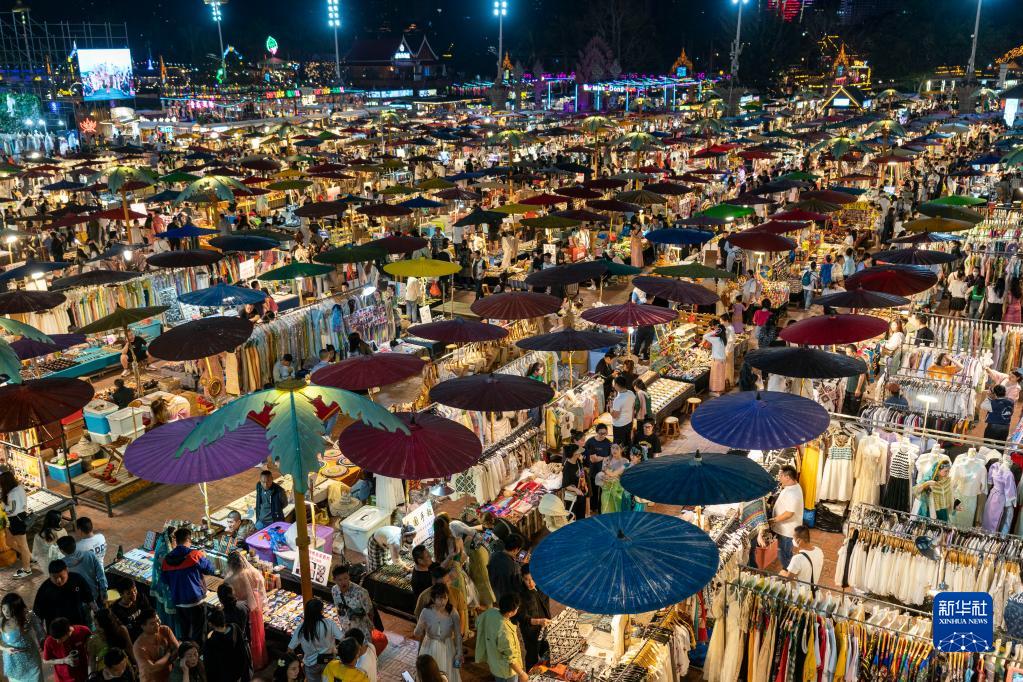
[813,287,910,309]
[745,347,868,379]
[365,235,428,254]
[778,313,889,345]
[147,249,225,269]
[644,228,715,245]
[0,377,95,431]
[257,262,333,281]
[313,245,387,264]
[692,390,831,450]
[874,248,960,266]
[0,290,65,314]
[581,301,679,327]
[383,258,461,278]
[470,292,562,320]
[177,283,266,308]
[621,452,777,506]
[653,263,735,279]
[408,318,509,343]
[430,373,554,412]
[631,276,718,306]
[524,260,608,287]
[844,264,938,296]
[311,353,426,391]
[74,305,168,335]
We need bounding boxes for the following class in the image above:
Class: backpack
[801,271,813,287]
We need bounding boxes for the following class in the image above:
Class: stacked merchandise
[644,376,694,418]
[836,503,1023,630]
[496,350,559,384]
[263,588,342,634]
[706,567,936,682]
[449,424,544,505]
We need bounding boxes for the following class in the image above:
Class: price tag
[293,547,333,587]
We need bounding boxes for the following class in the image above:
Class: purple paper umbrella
[124,416,270,484]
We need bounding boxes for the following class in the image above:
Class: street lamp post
[966,0,983,84]
[727,0,748,115]
[493,0,507,85]
[327,0,341,84]
[204,0,227,81]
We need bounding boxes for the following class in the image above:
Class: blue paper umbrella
[644,228,715,245]
[530,512,719,614]
[157,223,220,239]
[178,283,267,307]
[208,235,280,252]
[692,390,830,450]
[621,452,777,506]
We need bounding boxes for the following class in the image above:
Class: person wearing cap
[365,523,415,573]
[984,366,1022,402]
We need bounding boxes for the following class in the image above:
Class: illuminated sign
[266,36,278,56]
[832,97,851,107]
[393,50,412,60]
[79,117,98,134]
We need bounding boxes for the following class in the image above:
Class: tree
[0,93,41,134]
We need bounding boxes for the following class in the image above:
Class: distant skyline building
[838,0,881,25]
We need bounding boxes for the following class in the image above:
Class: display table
[245,522,334,565]
[25,488,76,527]
[363,563,418,620]
[71,467,154,517]
[40,320,163,380]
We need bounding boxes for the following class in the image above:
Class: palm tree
[810,135,871,175]
[614,131,663,168]
[177,380,408,600]
[88,166,157,225]
[580,115,618,173]
[377,110,401,155]
[864,120,908,153]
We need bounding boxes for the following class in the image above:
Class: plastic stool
[662,416,681,439]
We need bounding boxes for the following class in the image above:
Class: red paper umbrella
[557,208,609,223]
[725,194,776,206]
[520,193,568,206]
[749,220,810,234]
[0,378,95,432]
[430,373,555,411]
[88,207,148,221]
[408,318,509,343]
[337,411,482,479]
[41,213,92,230]
[844,264,938,296]
[779,314,889,345]
[644,182,693,196]
[312,353,426,391]
[738,150,777,160]
[581,302,679,327]
[365,234,428,254]
[801,190,857,205]
[772,209,829,222]
[357,202,413,217]
[470,292,562,320]
[727,231,796,252]
[632,276,719,306]
[586,198,640,212]
[584,178,628,190]
[554,186,602,199]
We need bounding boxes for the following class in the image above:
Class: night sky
[19,0,1023,80]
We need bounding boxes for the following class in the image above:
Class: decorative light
[326,0,340,28]
[493,0,507,15]
[210,2,222,21]
[5,235,17,245]
[123,249,133,261]
[23,118,33,126]
[361,284,376,296]
[266,36,278,56]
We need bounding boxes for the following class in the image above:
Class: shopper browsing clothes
[769,465,804,572]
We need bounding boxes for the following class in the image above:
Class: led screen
[78,48,135,101]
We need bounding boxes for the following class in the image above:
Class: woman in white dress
[414,585,462,682]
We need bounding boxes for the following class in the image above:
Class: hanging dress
[819,438,855,502]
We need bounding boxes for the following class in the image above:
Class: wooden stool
[686,397,702,416]
[662,416,681,439]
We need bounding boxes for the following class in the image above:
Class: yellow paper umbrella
[902,217,973,233]
[383,258,462,315]
[491,203,533,215]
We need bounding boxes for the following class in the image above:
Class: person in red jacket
[42,617,91,682]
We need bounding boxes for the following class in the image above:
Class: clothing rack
[851,502,1023,558]
[830,410,1009,451]
[922,311,1023,329]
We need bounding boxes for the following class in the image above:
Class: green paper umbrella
[605,262,643,276]
[415,177,456,190]
[159,171,201,184]
[928,195,987,207]
[654,263,736,279]
[176,175,251,204]
[88,165,157,193]
[74,305,169,335]
[313,245,387,265]
[257,262,333,281]
[699,203,754,220]
[520,215,581,230]
[917,202,985,224]
[378,184,416,196]
[779,171,820,182]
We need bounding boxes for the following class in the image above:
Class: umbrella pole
[568,353,573,389]
[599,278,603,303]
[199,482,211,525]
[489,411,495,444]
[294,490,314,602]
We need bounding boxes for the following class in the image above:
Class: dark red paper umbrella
[312,353,427,391]
[844,264,938,296]
[337,411,482,479]
[408,318,509,343]
[554,186,602,199]
[727,231,796,252]
[88,208,148,221]
[581,301,679,327]
[524,260,608,288]
[778,314,889,345]
[470,292,562,320]
[813,287,910,309]
[632,276,719,306]
[520,193,568,206]
[644,182,693,196]
[556,208,609,223]
[586,198,640,212]
[430,373,555,411]
[148,317,254,361]
[147,249,225,269]
[0,378,95,431]
[772,209,829,222]
[748,220,810,235]
[584,178,628,191]
[801,190,857,205]
[0,289,66,314]
[366,234,428,254]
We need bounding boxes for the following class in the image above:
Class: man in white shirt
[404,276,423,322]
[610,376,636,448]
[74,517,107,565]
[769,465,803,572]
[780,526,823,590]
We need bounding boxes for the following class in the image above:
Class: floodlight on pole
[493,0,507,85]
[327,0,341,83]
[204,0,227,83]
[727,0,748,114]
[966,0,983,84]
